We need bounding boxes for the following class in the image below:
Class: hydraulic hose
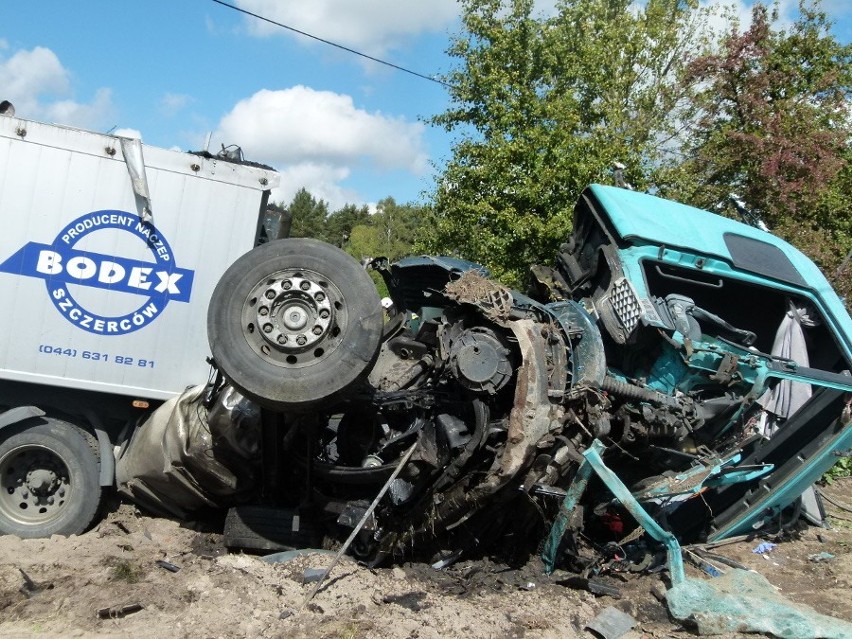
[601,375,680,409]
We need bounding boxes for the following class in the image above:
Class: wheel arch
[0,405,112,487]
[0,405,46,431]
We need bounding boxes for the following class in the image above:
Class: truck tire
[0,418,101,538]
[208,238,383,410]
[224,505,322,552]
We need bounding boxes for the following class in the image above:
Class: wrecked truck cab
[535,185,852,540]
[132,184,851,568]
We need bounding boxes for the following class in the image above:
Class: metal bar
[541,455,594,574]
[582,440,685,585]
[766,362,852,393]
[300,443,417,609]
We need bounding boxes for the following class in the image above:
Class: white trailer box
[0,116,279,400]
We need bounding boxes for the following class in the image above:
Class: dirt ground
[0,481,850,639]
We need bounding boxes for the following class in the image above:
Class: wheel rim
[241,268,347,369]
[0,444,71,526]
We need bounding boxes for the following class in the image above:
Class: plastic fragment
[302,568,325,584]
[807,552,835,562]
[752,542,777,554]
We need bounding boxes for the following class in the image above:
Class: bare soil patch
[0,482,850,639]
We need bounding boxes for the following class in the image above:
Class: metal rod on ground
[300,443,418,610]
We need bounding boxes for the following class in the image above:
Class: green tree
[346,224,385,260]
[338,198,431,262]
[326,203,371,247]
[372,197,430,261]
[286,188,330,240]
[423,0,709,284]
[659,1,851,301]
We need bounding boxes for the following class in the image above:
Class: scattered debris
[301,568,325,584]
[97,603,144,619]
[667,569,852,638]
[684,550,724,578]
[585,606,637,639]
[808,552,835,563]
[752,542,777,555]
[689,548,750,572]
[650,583,668,603]
[558,576,622,599]
[260,549,335,564]
[381,592,429,612]
[155,560,180,573]
[17,568,38,595]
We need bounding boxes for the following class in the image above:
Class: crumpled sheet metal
[666,569,852,639]
[116,385,261,518]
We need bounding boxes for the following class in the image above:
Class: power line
[208,0,452,88]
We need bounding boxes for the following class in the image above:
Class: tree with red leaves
[659,1,851,301]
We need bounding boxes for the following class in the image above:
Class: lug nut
[296,335,307,346]
[300,281,311,291]
[282,280,292,290]
[265,290,275,300]
[263,324,273,333]
[319,309,330,319]
[259,307,269,316]
[312,326,323,335]
[315,292,325,302]
[277,335,287,344]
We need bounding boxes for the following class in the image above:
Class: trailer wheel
[0,418,101,538]
[208,238,383,410]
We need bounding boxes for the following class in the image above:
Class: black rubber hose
[601,375,680,409]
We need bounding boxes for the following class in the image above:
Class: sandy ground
[0,482,850,639]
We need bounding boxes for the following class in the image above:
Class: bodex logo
[0,210,195,335]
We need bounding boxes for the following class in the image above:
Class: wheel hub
[0,445,70,526]
[242,269,346,369]
[25,468,59,495]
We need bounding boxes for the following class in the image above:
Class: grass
[109,559,143,583]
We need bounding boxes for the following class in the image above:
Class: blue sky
[1,0,849,211]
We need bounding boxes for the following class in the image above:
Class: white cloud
[218,87,426,171]
[44,88,114,129]
[213,86,428,208]
[234,0,458,56]
[0,39,8,50]
[113,127,143,139]
[0,44,113,129]
[159,92,192,117]
[0,46,69,107]
[272,162,360,209]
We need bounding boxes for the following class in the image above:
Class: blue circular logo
[28,210,194,335]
